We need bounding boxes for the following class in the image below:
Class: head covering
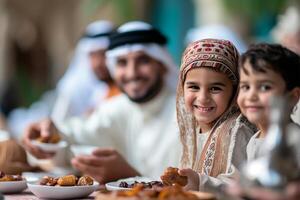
[57,20,114,94]
[185,24,247,54]
[177,39,241,176]
[106,21,178,92]
[271,6,300,42]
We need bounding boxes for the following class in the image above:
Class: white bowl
[70,145,98,156]
[31,140,68,153]
[27,181,99,199]
[0,179,27,193]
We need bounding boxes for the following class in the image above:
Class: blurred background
[0,0,299,123]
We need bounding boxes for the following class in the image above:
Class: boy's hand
[179,168,199,191]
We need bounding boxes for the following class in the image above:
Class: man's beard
[119,75,164,103]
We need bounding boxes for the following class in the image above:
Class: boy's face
[183,67,233,132]
[237,60,286,127]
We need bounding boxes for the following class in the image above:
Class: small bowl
[0,179,27,194]
[27,181,99,199]
[31,140,68,153]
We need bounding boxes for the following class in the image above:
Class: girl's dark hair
[239,43,300,90]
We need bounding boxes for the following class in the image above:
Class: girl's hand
[179,168,199,191]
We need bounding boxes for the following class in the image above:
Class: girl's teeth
[195,106,213,112]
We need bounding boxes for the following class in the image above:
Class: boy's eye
[259,84,272,92]
[239,84,249,92]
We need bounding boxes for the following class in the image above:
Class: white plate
[27,182,99,199]
[31,140,68,152]
[0,180,27,193]
[105,177,155,191]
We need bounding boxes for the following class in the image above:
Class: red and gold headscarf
[177,39,241,176]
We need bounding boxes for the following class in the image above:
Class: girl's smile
[184,67,234,132]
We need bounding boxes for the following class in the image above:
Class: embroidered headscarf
[177,38,241,177]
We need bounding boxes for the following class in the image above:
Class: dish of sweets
[0,171,27,193]
[106,167,187,191]
[27,174,99,199]
[97,184,215,200]
[31,132,67,152]
[103,167,215,200]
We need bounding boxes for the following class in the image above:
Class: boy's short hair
[240,43,300,90]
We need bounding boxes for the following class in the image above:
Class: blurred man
[23,21,180,183]
[51,20,120,123]
[8,20,119,138]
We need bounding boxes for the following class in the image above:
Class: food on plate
[39,175,94,186]
[119,181,164,189]
[160,167,187,186]
[77,175,94,186]
[36,132,61,144]
[39,176,58,186]
[97,184,201,200]
[0,171,23,182]
[57,175,77,186]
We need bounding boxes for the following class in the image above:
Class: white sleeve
[51,92,73,123]
[54,96,126,148]
[50,96,127,168]
[198,165,239,190]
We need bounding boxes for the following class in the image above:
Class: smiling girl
[176,39,256,190]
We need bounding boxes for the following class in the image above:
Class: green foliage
[84,0,136,22]
[222,0,287,22]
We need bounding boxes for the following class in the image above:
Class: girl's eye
[210,87,222,93]
[187,85,199,90]
[259,84,272,92]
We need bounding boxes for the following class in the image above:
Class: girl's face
[237,60,286,128]
[184,68,234,132]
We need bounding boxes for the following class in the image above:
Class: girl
[176,39,256,190]
[237,43,300,161]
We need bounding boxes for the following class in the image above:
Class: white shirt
[246,131,264,161]
[55,86,181,179]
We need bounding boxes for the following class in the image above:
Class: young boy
[237,43,300,161]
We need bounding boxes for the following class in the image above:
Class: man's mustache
[122,77,148,83]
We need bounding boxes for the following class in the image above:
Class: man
[7,20,119,138]
[51,20,120,123]
[23,21,180,183]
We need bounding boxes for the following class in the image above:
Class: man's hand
[22,119,58,159]
[179,168,199,191]
[71,148,140,184]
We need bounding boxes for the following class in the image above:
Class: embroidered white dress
[194,117,254,190]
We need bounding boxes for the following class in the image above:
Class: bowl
[31,140,68,153]
[27,181,99,199]
[0,179,27,194]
